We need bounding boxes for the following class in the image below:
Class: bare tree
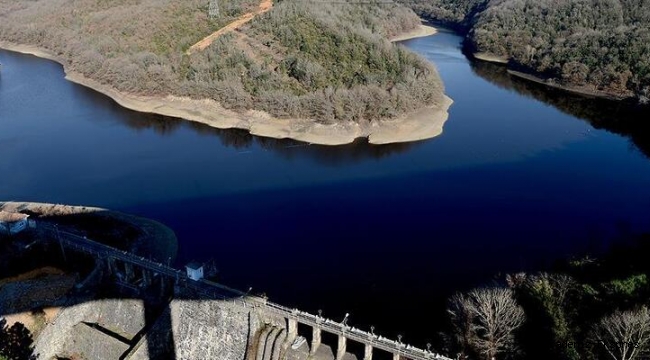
[546,274,575,306]
[448,287,525,360]
[592,307,650,360]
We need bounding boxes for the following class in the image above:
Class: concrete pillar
[310,327,321,355]
[106,258,114,276]
[393,353,401,360]
[124,263,134,282]
[158,276,167,299]
[336,335,347,360]
[364,344,373,360]
[142,270,151,287]
[288,318,298,339]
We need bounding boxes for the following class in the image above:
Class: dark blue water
[2,28,650,346]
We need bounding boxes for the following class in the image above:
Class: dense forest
[0,0,445,123]
[399,0,650,102]
[444,234,650,360]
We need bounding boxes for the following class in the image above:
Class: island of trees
[399,0,650,102]
[0,0,449,144]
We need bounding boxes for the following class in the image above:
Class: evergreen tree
[0,319,37,360]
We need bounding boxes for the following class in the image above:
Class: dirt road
[186,0,272,55]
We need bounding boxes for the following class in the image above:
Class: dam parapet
[24,222,451,360]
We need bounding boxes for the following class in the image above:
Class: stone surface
[125,306,174,360]
[34,299,146,359]
[61,323,130,360]
[171,299,252,360]
[32,296,364,360]
[83,299,146,340]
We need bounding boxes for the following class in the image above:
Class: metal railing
[43,224,451,360]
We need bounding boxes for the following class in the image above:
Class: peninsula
[0,0,452,145]
[399,0,650,103]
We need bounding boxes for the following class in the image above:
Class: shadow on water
[0,211,249,360]
[0,212,414,360]
[469,61,650,158]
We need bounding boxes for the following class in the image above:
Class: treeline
[399,0,650,102]
[397,0,486,29]
[470,61,650,158]
[445,234,650,360]
[0,0,446,123]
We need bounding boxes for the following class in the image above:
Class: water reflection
[470,61,650,157]
[84,93,423,166]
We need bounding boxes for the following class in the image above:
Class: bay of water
[2,28,650,347]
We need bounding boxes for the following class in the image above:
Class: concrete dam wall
[33,296,328,360]
[16,218,448,360]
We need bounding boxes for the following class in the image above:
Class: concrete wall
[34,299,147,360]
[125,297,287,360]
[33,295,366,360]
[62,323,130,360]
[172,299,252,359]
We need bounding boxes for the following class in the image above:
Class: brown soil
[0,266,65,287]
[3,306,62,337]
[0,268,75,336]
[186,0,273,55]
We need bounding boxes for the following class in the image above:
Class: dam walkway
[44,224,451,360]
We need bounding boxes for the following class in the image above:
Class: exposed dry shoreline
[507,69,631,101]
[467,50,633,101]
[473,52,509,64]
[0,27,452,146]
[390,24,438,42]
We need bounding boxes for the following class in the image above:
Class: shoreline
[465,48,633,101]
[391,24,438,42]
[0,32,452,146]
[0,201,178,263]
[507,69,632,101]
[472,52,508,64]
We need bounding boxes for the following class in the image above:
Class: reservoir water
[2,28,650,347]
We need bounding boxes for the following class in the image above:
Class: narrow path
[186,0,273,55]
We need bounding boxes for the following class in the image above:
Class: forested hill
[0,0,445,124]
[400,0,650,102]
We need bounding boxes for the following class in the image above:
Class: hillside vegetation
[445,234,650,360]
[400,0,650,102]
[0,0,446,124]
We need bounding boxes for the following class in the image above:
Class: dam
[27,222,451,360]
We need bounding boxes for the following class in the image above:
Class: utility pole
[209,0,219,19]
